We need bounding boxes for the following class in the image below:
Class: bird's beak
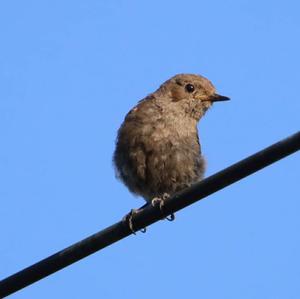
[207,93,230,102]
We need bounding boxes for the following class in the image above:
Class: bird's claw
[122,209,147,234]
[151,193,175,221]
[166,213,175,221]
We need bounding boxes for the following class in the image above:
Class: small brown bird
[114,74,229,231]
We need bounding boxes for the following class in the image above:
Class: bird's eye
[185,83,195,93]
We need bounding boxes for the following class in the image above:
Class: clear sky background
[0,1,299,298]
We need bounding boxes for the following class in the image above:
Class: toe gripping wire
[123,209,147,235]
[123,194,175,235]
[151,194,175,222]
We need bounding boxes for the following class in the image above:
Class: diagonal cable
[0,131,299,298]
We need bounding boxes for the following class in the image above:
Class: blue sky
[0,1,299,298]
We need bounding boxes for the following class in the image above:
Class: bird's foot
[151,193,175,221]
[122,209,147,234]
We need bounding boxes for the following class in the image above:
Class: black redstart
[114,74,229,232]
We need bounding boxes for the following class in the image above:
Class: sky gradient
[0,1,299,298]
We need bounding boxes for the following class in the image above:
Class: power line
[0,131,299,298]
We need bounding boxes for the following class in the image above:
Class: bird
[113,74,230,232]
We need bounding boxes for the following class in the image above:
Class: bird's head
[156,74,230,121]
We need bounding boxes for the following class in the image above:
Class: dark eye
[185,83,195,93]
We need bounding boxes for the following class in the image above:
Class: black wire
[0,131,299,298]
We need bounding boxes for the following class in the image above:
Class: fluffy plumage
[114,74,229,202]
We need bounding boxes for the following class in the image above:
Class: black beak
[208,94,230,102]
